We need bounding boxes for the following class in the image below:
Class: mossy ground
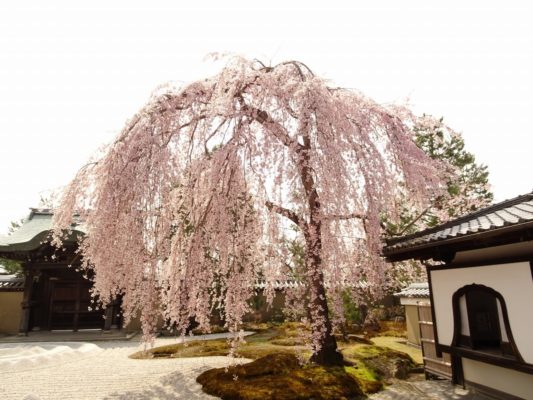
[341,343,417,382]
[376,321,409,338]
[370,336,423,365]
[130,323,311,360]
[197,353,365,400]
[130,322,421,398]
[130,326,310,361]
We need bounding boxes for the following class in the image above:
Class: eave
[383,220,533,263]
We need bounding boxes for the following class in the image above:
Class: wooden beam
[18,265,33,336]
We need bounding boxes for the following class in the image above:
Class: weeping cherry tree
[53,58,444,366]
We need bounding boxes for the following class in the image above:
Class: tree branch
[237,97,299,150]
[396,206,432,236]
[265,201,301,227]
[323,212,365,221]
[276,61,315,80]
[385,203,436,237]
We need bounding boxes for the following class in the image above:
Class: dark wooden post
[104,304,113,331]
[73,280,81,332]
[19,265,33,336]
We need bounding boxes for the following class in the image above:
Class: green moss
[345,364,375,382]
[344,364,383,394]
[197,353,364,400]
[130,339,230,359]
[370,336,423,365]
[129,333,309,361]
[342,344,417,381]
[236,344,301,360]
[130,326,420,397]
[246,329,279,343]
[191,325,229,335]
[378,321,407,338]
[242,322,271,332]
[269,337,306,346]
[344,344,408,360]
[273,322,307,339]
[131,325,313,359]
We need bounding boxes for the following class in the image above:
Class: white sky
[0,0,532,234]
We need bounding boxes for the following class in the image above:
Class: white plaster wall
[462,358,533,399]
[404,304,421,346]
[459,295,470,336]
[430,261,533,363]
[496,300,509,342]
[399,297,426,306]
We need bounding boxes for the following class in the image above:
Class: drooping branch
[265,201,302,227]
[322,212,366,221]
[238,98,299,150]
[277,60,315,81]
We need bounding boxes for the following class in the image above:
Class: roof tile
[384,192,533,255]
[394,282,429,298]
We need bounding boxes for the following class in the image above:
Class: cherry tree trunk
[306,219,344,366]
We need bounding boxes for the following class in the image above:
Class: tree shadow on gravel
[369,380,491,400]
[104,368,214,400]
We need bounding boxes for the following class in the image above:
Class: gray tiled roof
[0,210,53,247]
[254,280,305,289]
[254,280,370,290]
[384,192,533,256]
[0,209,85,252]
[0,275,24,291]
[394,282,429,298]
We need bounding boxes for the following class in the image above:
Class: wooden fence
[417,301,452,379]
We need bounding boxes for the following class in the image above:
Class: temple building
[383,192,533,400]
[0,209,122,334]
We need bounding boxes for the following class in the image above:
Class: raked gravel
[0,334,253,400]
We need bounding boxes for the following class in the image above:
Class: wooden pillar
[73,280,81,332]
[104,305,113,331]
[452,355,464,386]
[19,265,33,336]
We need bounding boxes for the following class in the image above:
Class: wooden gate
[48,280,105,331]
[417,301,452,379]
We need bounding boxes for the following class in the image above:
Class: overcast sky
[0,0,531,234]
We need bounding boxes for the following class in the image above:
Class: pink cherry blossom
[53,58,444,365]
